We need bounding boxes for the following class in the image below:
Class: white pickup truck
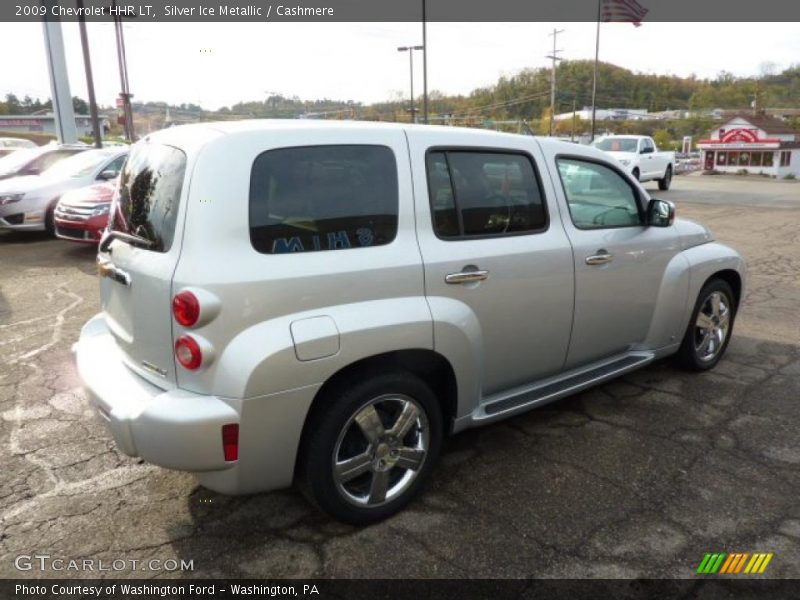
[592,135,675,190]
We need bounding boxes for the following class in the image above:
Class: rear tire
[297,370,442,525]
[675,278,736,371]
[658,165,673,191]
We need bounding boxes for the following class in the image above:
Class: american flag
[601,0,648,26]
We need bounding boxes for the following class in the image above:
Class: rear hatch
[98,141,188,389]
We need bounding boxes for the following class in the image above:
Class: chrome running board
[474,352,655,423]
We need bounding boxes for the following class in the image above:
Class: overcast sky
[0,22,797,110]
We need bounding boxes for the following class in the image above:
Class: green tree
[652,129,672,149]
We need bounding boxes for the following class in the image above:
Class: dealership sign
[698,127,782,149]
[721,128,759,143]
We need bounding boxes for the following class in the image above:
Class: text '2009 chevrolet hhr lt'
[74,121,745,524]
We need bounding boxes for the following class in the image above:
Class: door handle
[97,257,131,286]
[585,252,614,266]
[445,270,489,284]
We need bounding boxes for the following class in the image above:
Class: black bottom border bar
[3,579,800,600]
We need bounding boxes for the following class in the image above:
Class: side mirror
[647,198,675,227]
[97,170,117,181]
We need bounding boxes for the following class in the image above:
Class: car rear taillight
[222,424,239,461]
[172,291,200,327]
[175,335,202,370]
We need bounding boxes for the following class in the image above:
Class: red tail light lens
[172,291,200,327]
[222,424,239,461]
[175,335,202,370]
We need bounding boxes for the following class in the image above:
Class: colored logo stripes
[697,552,774,574]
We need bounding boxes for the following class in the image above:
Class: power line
[448,90,551,118]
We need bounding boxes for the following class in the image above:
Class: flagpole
[590,0,601,142]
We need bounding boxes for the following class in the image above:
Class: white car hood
[0,175,45,194]
[0,174,88,198]
[605,151,637,162]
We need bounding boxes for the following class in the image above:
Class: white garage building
[699,113,799,178]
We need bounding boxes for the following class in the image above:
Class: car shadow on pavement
[166,334,800,578]
[0,231,97,274]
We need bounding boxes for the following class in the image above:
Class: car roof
[145,119,590,155]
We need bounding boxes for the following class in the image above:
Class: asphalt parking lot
[0,174,798,579]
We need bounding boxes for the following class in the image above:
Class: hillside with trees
[1,60,797,145]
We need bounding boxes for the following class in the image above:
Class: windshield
[0,147,41,176]
[109,142,186,253]
[593,138,639,153]
[41,149,115,179]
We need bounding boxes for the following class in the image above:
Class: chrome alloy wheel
[332,394,429,507]
[694,291,731,362]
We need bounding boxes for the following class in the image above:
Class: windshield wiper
[99,230,155,252]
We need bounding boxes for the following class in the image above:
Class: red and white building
[698,113,799,178]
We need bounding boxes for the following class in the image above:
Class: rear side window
[110,143,186,252]
[249,145,398,254]
[425,150,548,238]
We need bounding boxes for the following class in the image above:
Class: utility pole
[398,45,424,123]
[421,0,428,124]
[76,0,102,148]
[752,85,761,115]
[571,98,577,142]
[264,91,280,116]
[546,28,564,137]
[590,0,602,143]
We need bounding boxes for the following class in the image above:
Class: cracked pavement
[0,175,798,579]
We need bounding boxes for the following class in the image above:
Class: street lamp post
[397,45,423,123]
[112,0,134,141]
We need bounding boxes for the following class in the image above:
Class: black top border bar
[5,0,800,22]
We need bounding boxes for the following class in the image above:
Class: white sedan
[0,148,127,234]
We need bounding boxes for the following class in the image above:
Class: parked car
[0,137,37,158]
[592,135,675,190]
[0,147,126,234]
[0,143,88,181]
[54,179,117,243]
[74,122,745,524]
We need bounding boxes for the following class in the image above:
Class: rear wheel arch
[296,349,458,466]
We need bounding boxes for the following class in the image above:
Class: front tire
[45,204,56,235]
[632,168,640,182]
[658,165,673,191]
[676,279,736,371]
[297,371,442,525]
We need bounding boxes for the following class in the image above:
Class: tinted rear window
[110,143,186,253]
[249,145,398,254]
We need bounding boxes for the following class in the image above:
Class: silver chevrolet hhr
[75,121,745,524]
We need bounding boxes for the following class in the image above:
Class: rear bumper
[74,313,239,473]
